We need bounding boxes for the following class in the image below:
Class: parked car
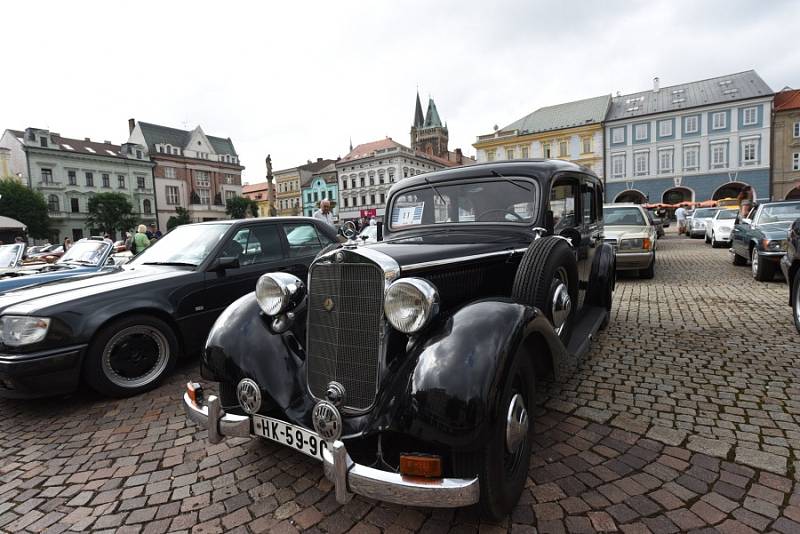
[184,160,616,520]
[0,218,338,399]
[704,208,738,247]
[0,237,118,293]
[24,243,64,263]
[357,224,379,243]
[0,244,25,274]
[731,200,800,281]
[687,207,719,238]
[603,203,657,278]
[780,219,800,333]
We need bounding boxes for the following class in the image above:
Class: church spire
[424,97,443,128]
[413,90,424,128]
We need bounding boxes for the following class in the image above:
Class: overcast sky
[3,0,798,184]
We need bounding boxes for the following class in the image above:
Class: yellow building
[274,168,302,216]
[242,182,273,216]
[473,95,611,178]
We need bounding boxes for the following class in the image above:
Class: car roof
[192,216,322,226]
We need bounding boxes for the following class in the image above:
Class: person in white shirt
[674,206,687,235]
[313,199,335,228]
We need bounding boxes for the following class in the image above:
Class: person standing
[675,205,687,235]
[149,224,162,240]
[313,199,335,228]
[132,224,151,255]
[63,237,72,251]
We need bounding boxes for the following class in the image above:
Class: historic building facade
[0,128,154,242]
[604,71,773,204]
[771,88,800,200]
[126,119,243,229]
[301,161,338,218]
[473,94,611,177]
[273,158,334,216]
[410,92,472,166]
[242,182,273,216]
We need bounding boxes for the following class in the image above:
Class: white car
[704,209,738,247]
[688,207,720,238]
[358,225,378,243]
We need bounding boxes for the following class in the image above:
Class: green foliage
[225,196,259,219]
[166,206,191,231]
[0,178,50,238]
[86,192,137,235]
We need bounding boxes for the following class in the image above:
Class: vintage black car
[184,160,616,519]
[731,200,800,281]
[0,218,337,399]
[780,218,800,333]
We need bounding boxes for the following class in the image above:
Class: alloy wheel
[101,325,170,389]
[751,248,759,278]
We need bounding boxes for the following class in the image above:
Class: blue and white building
[604,71,773,204]
[301,161,338,218]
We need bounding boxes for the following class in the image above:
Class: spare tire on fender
[511,236,578,344]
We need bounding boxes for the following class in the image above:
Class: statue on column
[266,154,277,217]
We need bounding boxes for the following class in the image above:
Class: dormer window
[28,131,36,141]
[40,137,48,148]
[136,150,142,159]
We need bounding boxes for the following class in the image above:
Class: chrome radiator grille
[306,261,385,411]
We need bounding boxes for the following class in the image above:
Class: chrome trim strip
[323,439,480,508]
[402,247,529,272]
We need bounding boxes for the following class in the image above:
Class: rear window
[604,207,646,226]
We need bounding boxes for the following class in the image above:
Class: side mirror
[210,256,240,271]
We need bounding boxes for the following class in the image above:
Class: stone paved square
[1,230,799,532]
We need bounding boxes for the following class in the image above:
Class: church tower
[410,91,449,158]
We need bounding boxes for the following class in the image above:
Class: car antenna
[423,176,447,205]
[490,170,531,192]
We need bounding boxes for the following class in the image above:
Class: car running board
[566,306,608,359]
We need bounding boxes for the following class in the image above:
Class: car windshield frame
[58,240,110,266]
[386,176,540,232]
[755,202,800,225]
[603,207,647,226]
[0,244,24,269]
[128,223,232,268]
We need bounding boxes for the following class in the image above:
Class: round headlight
[256,273,304,316]
[384,278,439,334]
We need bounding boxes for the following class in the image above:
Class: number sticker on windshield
[393,202,424,226]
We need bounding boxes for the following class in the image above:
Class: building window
[742,107,757,126]
[521,146,529,158]
[742,140,758,164]
[361,196,366,205]
[164,167,176,178]
[793,153,800,171]
[41,168,53,184]
[486,149,496,162]
[102,174,110,188]
[506,148,514,160]
[370,194,376,204]
[611,128,624,144]
[118,175,125,189]
[611,155,625,178]
[344,197,349,208]
[683,146,699,171]
[634,152,649,176]
[658,120,672,137]
[712,111,726,130]
[195,171,210,187]
[166,186,179,205]
[137,176,146,190]
[40,137,48,148]
[172,147,179,155]
[47,195,59,212]
[225,174,235,185]
[388,171,395,183]
[70,198,80,213]
[136,150,142,159]
[634,124,648,141]
[198,188,210,205]
[68,170,77,185]
[143,199,152,214]
[558,141,568,157]
[794,122,800,138]
[85,172,94,187]
[542,143,551,158]
[225,191,236,200]
[711,143,727,168]
[685,115,699,134]
[380,193,385,204]
[658,150,673,173]
[582,137,592,154]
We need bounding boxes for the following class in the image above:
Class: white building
[0,128,154,241]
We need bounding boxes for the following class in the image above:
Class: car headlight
[255,273,305,316]
[619,238,651,250]
[1,316,51,346]
[763,239,788,252]
[720,226,731,232]
[384,278,439,334]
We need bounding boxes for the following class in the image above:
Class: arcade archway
[662,187,694,205]
[712,181,754,201]
[613,189,647,204]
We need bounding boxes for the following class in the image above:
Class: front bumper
[0,345,85,398]
[615,251,653,270]
[757,250,786,263]
[183,391,480,508]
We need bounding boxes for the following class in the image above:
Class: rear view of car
[688,208,719,238]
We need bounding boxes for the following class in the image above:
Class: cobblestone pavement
[1,231,799,533]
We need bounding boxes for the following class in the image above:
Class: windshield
[129,224,230,266]
[693,208,718,218]
[757,202,800,224]
[58,240,109,266]
[388,178,538,230]
[604,207,646,226]
[0,244,23,268]
[717,210,738,220]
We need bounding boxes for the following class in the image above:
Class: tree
[86,192,137,236]
[225,196,259,219]
[0,178,50,238]
[166,207,191,231]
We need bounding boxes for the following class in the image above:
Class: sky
[2,0,798,185]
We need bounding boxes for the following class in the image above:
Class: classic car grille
[306,261,384,411]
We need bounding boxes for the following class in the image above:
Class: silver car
[688,207,720,238]
[603,203,658,279]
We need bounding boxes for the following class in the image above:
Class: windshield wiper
[490,170,532,192]
[142,261,197,266]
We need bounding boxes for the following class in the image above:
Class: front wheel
[752,247,775,281]
[84,314,178,397]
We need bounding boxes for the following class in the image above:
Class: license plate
[252,415,327,461]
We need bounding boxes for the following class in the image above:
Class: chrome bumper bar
[182,393,250,444]
[183,393,479,508]
[321,440,480,507]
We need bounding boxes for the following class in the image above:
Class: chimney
[103,140,111,144]
[455,148,463,164]
[653,77,660,93]
[128,118,135,134]
[317,157,322,162]
[84,137,91,142]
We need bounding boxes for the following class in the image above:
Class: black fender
[386,298,565,452]
[201,292,316,422]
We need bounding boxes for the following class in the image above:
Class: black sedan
[780,218,800,333]
[0,218,338,398]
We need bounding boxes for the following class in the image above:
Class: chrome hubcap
[505,393,529,454]
[752,249,758,277]
[551,267,572,335]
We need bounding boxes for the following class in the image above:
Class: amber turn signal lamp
[399,454,442,478]
[186,382,203,407]
[643,238,651,250]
